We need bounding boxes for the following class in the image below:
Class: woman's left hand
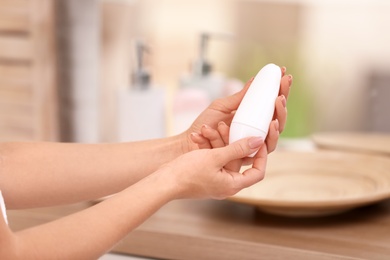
[183,66,292,154]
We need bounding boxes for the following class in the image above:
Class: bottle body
[117,86,166,142]
[229,64,281,150]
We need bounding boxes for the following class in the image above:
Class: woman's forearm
[0,134,188,209]
[5,170,176,260]
[1,134,266,260]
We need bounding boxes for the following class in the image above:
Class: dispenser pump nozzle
[193,33,212,77]
[193,32,234,78]
[132,39,151,89]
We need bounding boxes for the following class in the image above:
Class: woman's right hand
[160,136,267,200]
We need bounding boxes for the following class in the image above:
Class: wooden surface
[8,199,390,260]
[0,0,58,141]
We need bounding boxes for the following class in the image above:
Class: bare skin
[0,67,292,259]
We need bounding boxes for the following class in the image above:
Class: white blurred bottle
[172,32,243,135]
[117,40,166,141]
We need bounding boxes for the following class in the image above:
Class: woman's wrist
[177,131,196,155]
[146,167,182,201]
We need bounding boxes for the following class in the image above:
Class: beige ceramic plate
[312,132,390,156]
[228,150,390,217]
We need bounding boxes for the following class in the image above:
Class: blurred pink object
[172,88,211,134]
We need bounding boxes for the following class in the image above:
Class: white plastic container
[229,63,281,153]
[117,87,166,142]
[117,40,167,142]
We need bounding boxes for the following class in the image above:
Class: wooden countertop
[8,199,390,260]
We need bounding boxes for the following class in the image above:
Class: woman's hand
[183,66,292,153]
[162,136,267,200]
[191,121,270,172]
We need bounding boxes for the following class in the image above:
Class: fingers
[274,95,287,132]
[280,74,292,100]
[236,144,267,189]
[190,132,211,149]
[274,66,291,133]
[200,121,242,172]
[190,125,223,149]
[215,137,263,166]
[217,121,230,144]
[191,122,230,149]
[244,76,254,91]
[200,124,225,148]
[281,66,286,77]
[266,119,280,153]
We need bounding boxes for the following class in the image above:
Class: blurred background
[1,0,390,144]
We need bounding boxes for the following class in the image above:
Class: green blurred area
[229,44,314,138]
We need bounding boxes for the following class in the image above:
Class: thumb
[215,137,264,166]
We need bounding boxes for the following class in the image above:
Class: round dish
[228,150,390,217]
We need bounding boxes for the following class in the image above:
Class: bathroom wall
[56,0,100,142]
[299,0,390,132]
[100,0,303,140]
[100,0,390,142]
[100,0,138,142]
[5,0,387,142]
[0,0,58,142]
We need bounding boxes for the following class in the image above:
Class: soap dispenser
[179,32,227,101]
[117,40,166,141]
[172,32,243,135]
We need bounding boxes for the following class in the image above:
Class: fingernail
[281,95,286,107]
[246,77,254,85]
[288,75,293,84]
[274,119,279,131]
[191,132,200,137]
[218,121,226,127]
[248,137,263,149]
[202,124,210,129]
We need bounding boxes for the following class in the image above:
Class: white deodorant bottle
[229,63,281,154]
